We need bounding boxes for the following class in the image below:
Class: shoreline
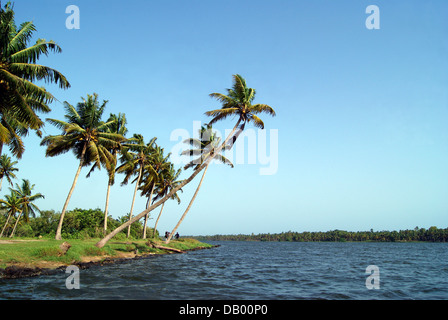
[0,238,218,279]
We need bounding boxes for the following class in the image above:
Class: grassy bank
[0,237,214,271]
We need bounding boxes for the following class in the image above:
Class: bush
[0,208,161,240]
[15,224,34,237]
[6,208,156,240]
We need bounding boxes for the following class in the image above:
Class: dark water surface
[1,241,447,300]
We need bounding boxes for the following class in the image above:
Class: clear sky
[5,0,448,236]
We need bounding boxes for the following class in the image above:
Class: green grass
[0,237,214,269]
[166,238,214,251]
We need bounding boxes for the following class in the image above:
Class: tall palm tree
[0,154,18,190]
[116,134,157,238]
[96,74,276,248]
[166,124,232,243]
[40,93,125,240]
[138,144,172,239]
[0,115,32,159]
[0,190,22,237]
[8,179,44,237]
[100,113,127,235]
[152,164,182,238]
[0,2,70,158]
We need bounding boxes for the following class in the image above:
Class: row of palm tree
[39,92,239,241]
[40,94,126,240]
[1,3,277,244]
[0,154,45,238]
[95,74,276,248]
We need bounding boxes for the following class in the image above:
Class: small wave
[2,242,447,300]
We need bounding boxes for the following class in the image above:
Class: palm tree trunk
[55,143,87,240]
[127,164,143,238]
[96,119,242,248]
[0,177,3,191]
[0,211,13,237]
[142,198,150,239]
[9,211,22,238]
[142,184,155,239]
[103,151,117,235]
[153,202,165,238]
[103,179,112,235]
[166,164,209,244]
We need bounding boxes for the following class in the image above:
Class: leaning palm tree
[40,93,125,240]
[96,74,275,248]
[8,179,44,237]
[165,124,232,243]
[0,191,23,237]
[0,154,18,190]
[152,164,182,238]
[0,2,70,158]
[100,113,128,235]
[116,134,157,238]
[206,74,276,135]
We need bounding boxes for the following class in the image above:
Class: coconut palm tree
[96,74,276,248]
[138,144,172,239]
[8,179,44,237]
[116,134,157,238]
[0,191,22,237]
[100,113,128,235]
[205,74,275,137]
[40,93,125,240]
[0,2,70,158]
[0,154,18,190]
[165,124,232,243]
[152,164,182,238]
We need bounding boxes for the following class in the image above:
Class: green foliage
[181,124,233,170]
[41,93,125,171]
[168,238,214,251]
[1,208,154,240]
[0,2,70,158]
[205,74,276,130]
[32,246,61,258]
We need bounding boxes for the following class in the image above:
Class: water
[1,241,447,300]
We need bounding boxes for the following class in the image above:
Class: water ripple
[1,242,447,300]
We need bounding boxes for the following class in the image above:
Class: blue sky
[5,0,448,235]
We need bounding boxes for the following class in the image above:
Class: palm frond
[248,114,265,129]
[251,103,276,117]
[214,154,234,168]
[182,138,202,148]
[45,118,70,131]
[10,39,62,64]
[7,21,36,54]
[9,63,69,88]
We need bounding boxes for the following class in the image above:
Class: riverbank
[0,238,216,279]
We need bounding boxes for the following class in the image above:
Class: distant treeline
[195,227,448,242]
